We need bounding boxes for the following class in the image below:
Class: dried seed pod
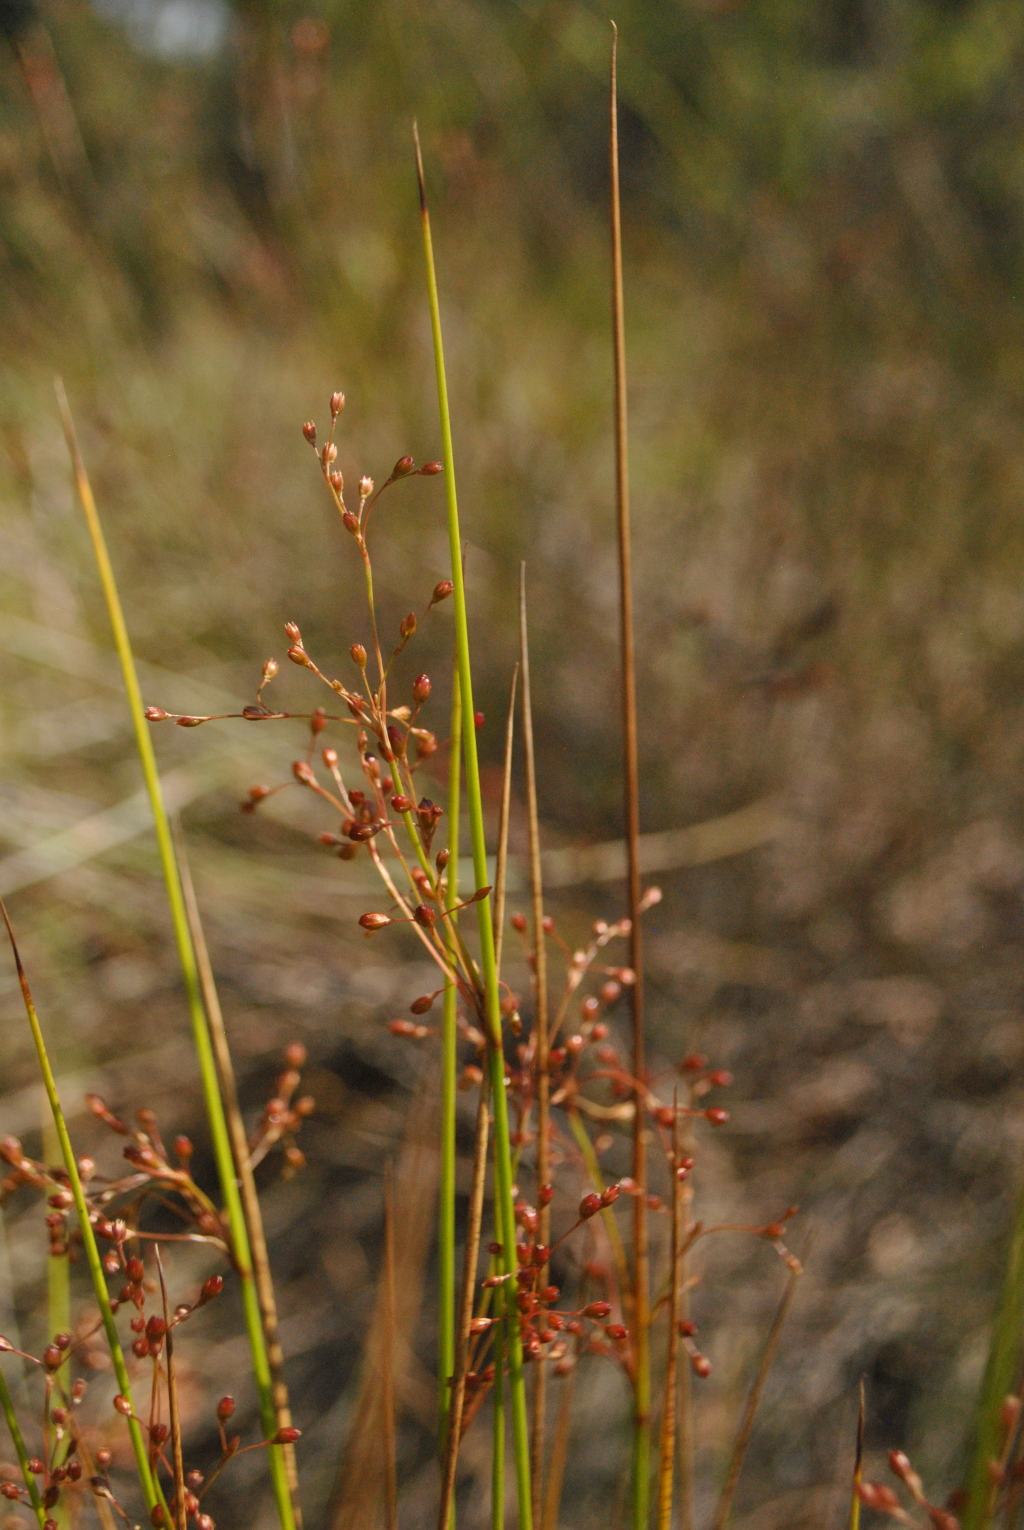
[274,1428,301,1444]
[420,461,443,475]
[583,1302,611,1320]
[288,645,313,668]
[393,456,415,478]
[144,707,169,721]
[412,673,431,703]
[350,643,367,668]
[342,512,360,535]
[199,1275,224,1304]
[410,994,435,1015]
[302,422,317,445]
[359,913,391,931]
[400,612,417,640]
[432,580,453,603]
[330,391,344,418]
[579,1193,602,1220]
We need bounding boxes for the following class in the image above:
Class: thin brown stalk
[171,823,302,1522]
[383,1164,398,1530]
[156,1250,187,1530]
[656,1097,682,1530]
[609,27,650,1528]
[541,1370,575,1530]
[493,663,520,973]
[709,1261,803,1530]
[437,1080,491,1530]
[520,563,550,1522]
[676,1112,697,1530]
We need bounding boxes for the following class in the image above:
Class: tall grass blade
[414,124,533,1530]
[438,1080,491,1530]
[54,380,296,1530]
[519,564,550,1523]
[439,665,463,1467]
[607,33,650,1529]
[0,899,161,1516]
[709,1261,802,1530]
[965,1186,1024,1530]
[172,824,302,1520]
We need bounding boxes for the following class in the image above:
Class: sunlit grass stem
[415,126,533,1530]
[0,1360,46,1529]
[55,381,296,1530]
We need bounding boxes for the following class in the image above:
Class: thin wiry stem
[676,1111,696,1530]
[541,1369,575,1530]
[850,1378,865,1530]
[439,663,463,1470]
[519,564,550,1524]
[55,381,296,1530]
[656,1098,682,1530]
[415,124,532,1530]
[709,1261,802,1530]
[607,34,650,1530]
[44,1111,72,1415]
[438,1079,491,1530]
[172,825,301,1523]
[0,1360,46,1528]
[0,899,161,1517]
[383,1164,398,1530]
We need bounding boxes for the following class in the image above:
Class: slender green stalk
[608,32,650,1529]
[493,1312,506,1530]
[965,1173,1024,1530]
[439,664,463,1462]
[44,1107,72,1530]
[414,127,532,1530]
[1,900,160,1515]
[54,381,296,1530]
[0,1361,46,1528]
[849,1379,864,1530]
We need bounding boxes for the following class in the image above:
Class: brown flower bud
[392,794,413,813]
[329,470,344,493]
[293,760,316,784]
[302,422,316,445]
[413,904,436,928]
[393,456,415,477]
[216,1396,235,1423]
[274,1427,301,1444]
[583,1302,612,1320]
[176,715,203,727]
[359,913,391,931]
[285,622,302,642]
[342,511,360,535]
[420,461,443,475]
[289,646,313,669]
[113,1395,132,1416]
[432,580,453,603]
[412,674,431,704]
[410,994,435,1015]
[199,1275,224,1303]
[350,643,367,668]
[579,1192,602,1220]
[359,475,373,498]
[400,612,417,640]
[321,442,337,467]
[330,391,344,418]
[144,707,169,721]
[705,1107,729,1126]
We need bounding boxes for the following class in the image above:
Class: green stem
[439,665,462,1465]
[964,1174,1024,1530]
[1,902,159,1515]
[55,383,296,1530]
[493,1296,506,1530]
[0,1360,46,1529]
[415,130,532,1530]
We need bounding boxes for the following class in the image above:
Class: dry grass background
[4,2,1024,1526]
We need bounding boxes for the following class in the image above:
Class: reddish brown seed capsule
[413,674,431,704]
[359,912,391,931]
[28,1460,44,1476]
[420,461,443,475]
[342,511,360,535]
[432,580,453,603]
[413,904,436,928]
[288,646,313,668]
[1,1482,20,1500]
[410,995,435,1015]
[705,1107,729,1126]
[691,1353,712,1377]
[196,1516,215,1530]
[583,1302,612,1320]
[473,711,485,729]
[579,1193,602,1220]
[400,612,417,640]
[329,470,344,493]
[511,912,527,933]
[538,1183,554,1207]
[310,706,326,735]
[216,1396,236,1423]
[393,456,415,478]
[144,707,169,721]
[391,794,413,813]
[606,1324,628,1341]
[302,422,317,445]
[274,1427,301,1444]
[96,1449,112,1470]
[113,1395,132,1417]
[293,760,316,784]
[125,1257,144,1282]
[200,1275,224,1303]
[681,1052,708,1073]
[707,1069,732,1087]
[350,643,367,668]
[330,391,344,418]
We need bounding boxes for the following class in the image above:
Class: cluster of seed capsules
[859,1449,961,1530]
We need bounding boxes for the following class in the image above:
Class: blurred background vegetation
[4,1,1024,1527]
